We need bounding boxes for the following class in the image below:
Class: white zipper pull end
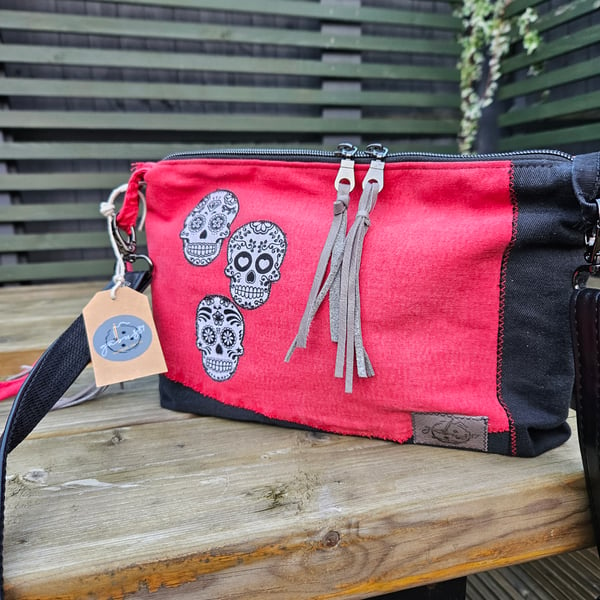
[363,143,388,191]
[334,143,357,192]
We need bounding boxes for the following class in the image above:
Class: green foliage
[457,1,540,154]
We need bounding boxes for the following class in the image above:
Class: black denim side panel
[500,160,582,456]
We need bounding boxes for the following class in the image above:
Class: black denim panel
[159,375,317,432]
[500,160,583,456]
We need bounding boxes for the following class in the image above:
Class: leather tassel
[334,181,379,393]
[285,182,351,360]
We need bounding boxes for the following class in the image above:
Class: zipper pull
[363,143,388,191]
[335,142,357,192]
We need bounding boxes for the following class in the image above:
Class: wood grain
[0,276,593,599]
[2,401,592,600]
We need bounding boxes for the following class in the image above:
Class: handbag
[1,144,600,597]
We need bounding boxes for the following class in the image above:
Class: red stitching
[496,165,518,456]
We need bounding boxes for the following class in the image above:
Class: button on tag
[83,287,167,386]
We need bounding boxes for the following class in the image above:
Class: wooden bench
[0,283,596,599]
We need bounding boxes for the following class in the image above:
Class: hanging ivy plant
[457,1,540,154]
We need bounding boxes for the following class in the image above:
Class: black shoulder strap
[0,271,151,598]
[571,287,600,558]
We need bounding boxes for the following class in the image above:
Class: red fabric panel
[144,158,514,442]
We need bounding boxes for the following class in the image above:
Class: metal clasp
[110,216,137,256]
[365,143,389,160]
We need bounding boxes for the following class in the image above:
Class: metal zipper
[162,146,573,163]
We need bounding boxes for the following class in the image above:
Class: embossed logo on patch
[412,413,488,452]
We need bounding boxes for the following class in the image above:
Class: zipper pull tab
[363,143,388,191]
[335,143,357,192]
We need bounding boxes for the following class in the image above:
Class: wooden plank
[0,281,110,375]
[1,410,591,599]
[0,10,459,56]
[505,0,547,16]
[0,173,127,192]
[83,0,460,30]
[499,90,600,127]
[503,24,600,74]
[0,232,135,253]
[0,44,460,82]
[499,122,600,152]
[0,141,461,161]
[0,143,198,161]
[0,203,105,222]
[499,58,600,100]
[0,111,459,135]
[0,259,115,284]
[0,78,460,110]
[533,0,600,33]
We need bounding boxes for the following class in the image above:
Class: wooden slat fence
[499,0,600,152]
[0,0,598,284]
[0,0,460,284]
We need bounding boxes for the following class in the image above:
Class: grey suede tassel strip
[285,182,351,359]
[334,181,378,393]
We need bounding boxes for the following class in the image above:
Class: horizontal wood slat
[499,122,600,151]
[0,231,146,253]
[0,232,109,253]
[0,173,128,192]
[0,143,191,161]
[503,23,600,74]
[0,260,116,283]
[0,140,460,162]
[499,90,600,127]
[533,0,599,33]
[0,111,460,135]
[0,78,460,110]
[0,44,460,82]
[499,57,600,100]
[74,0,461,30]
[0,203,104,222]
[0,10,459,56]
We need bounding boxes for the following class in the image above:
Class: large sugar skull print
[196,295,245,381]
[225,221,287,309]
[180,190,239,266]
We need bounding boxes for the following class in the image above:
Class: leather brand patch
[412,413,488,452]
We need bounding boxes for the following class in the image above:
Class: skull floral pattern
[225,221,287,309]
[196,295,245,381]
[180,189,239,266]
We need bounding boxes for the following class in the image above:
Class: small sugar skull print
[196,295,245,381]
[180,190,239,266]
[225,221,287,309]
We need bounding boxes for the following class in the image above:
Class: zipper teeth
[163,148,573,162]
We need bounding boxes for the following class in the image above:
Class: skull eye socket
[201,325,217,346]
[256,253,274,275]
[209,214,226,233]
[221,327,236,348]
[189,213,206,231]
[234,251,252,272]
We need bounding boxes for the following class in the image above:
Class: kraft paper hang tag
[82,287,167,387]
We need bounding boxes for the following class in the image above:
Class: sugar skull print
[225,221,287,310]
[180,189,239,266]
[196,295,245,381]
